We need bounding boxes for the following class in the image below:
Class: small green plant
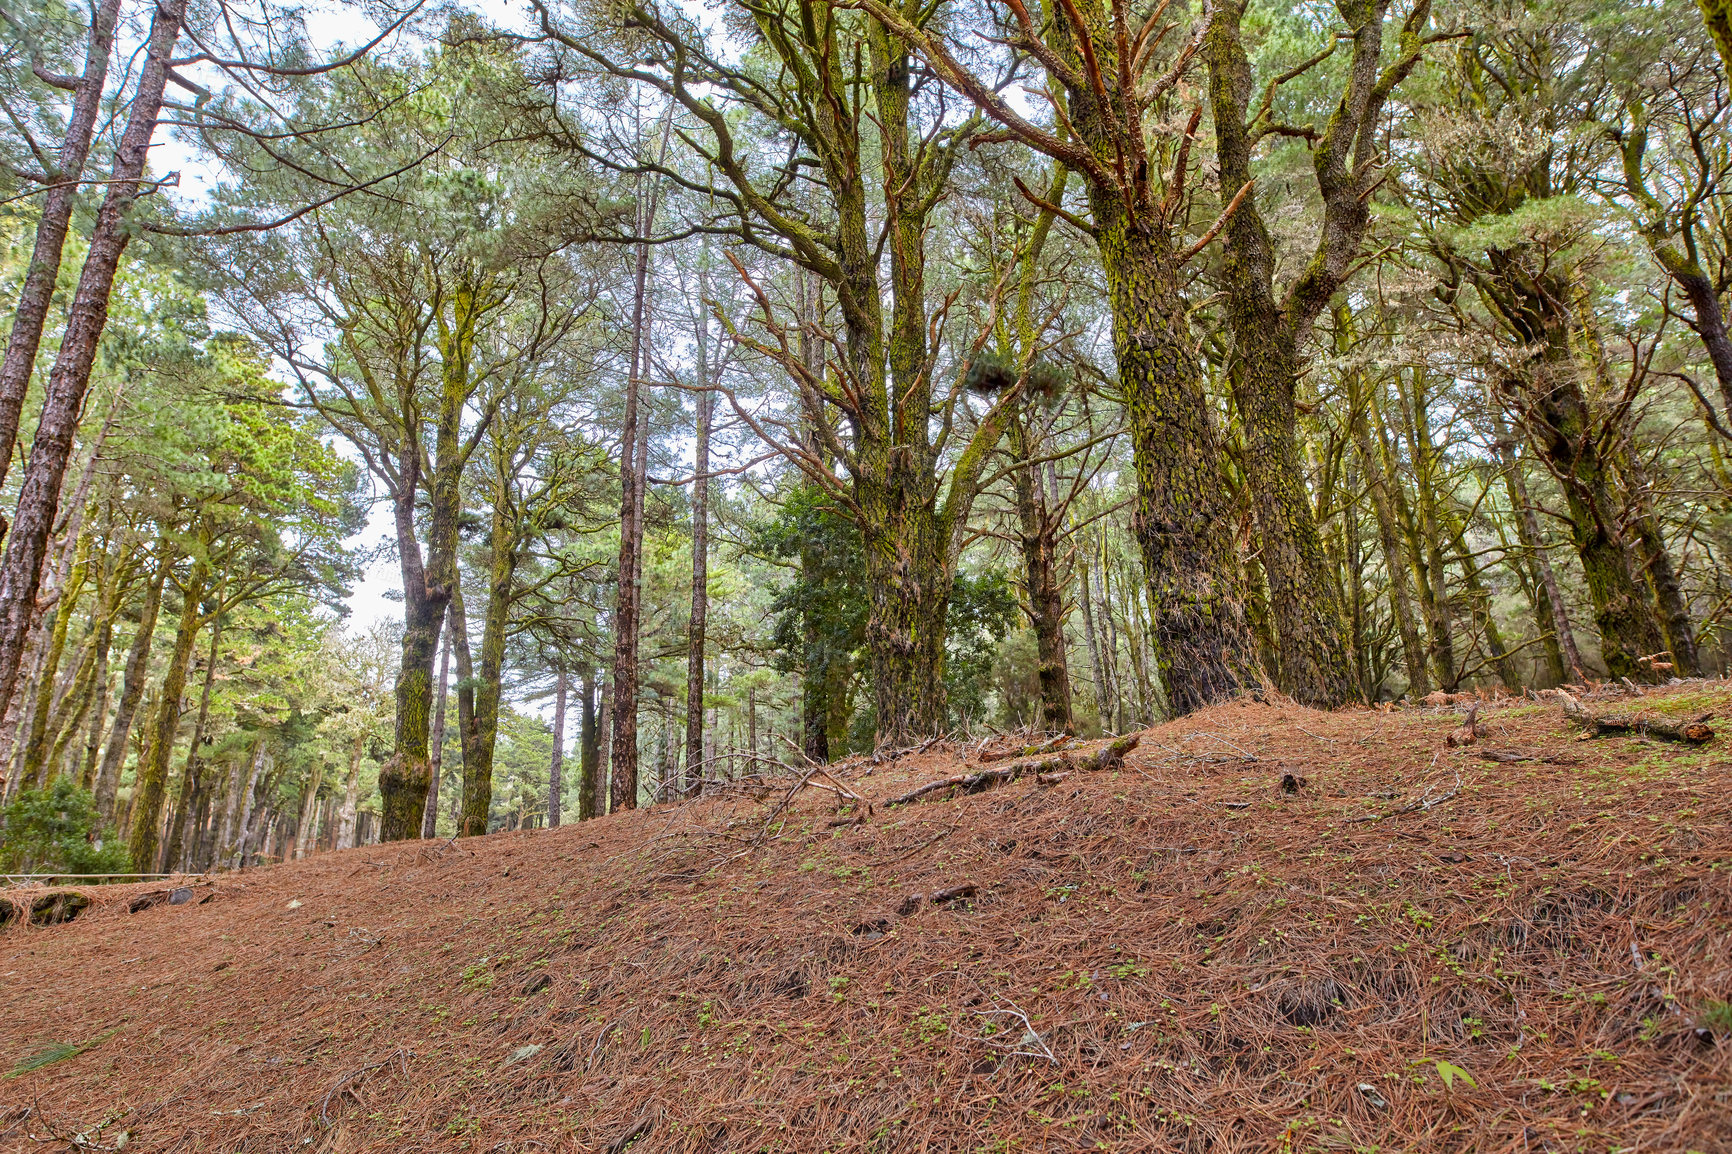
[1435,1060,1477,1091]
[1700,999,1732,1034]
[460,960,493,990]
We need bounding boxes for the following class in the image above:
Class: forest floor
[1,685,1730,1153]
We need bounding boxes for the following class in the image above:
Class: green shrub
[0,779,129,876]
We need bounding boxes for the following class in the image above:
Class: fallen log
[1558,690,1714,744]
[883,734,1140,807]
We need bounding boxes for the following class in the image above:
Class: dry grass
[1,685,1730,1153]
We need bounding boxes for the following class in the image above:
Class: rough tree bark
[93,555,165,818]
[0,0,185,729]
[548,664,565,827]
[127,556,207,872]
[163,615,221,870]
[684,300,713,795]
[577,664,600,819]
[0,0,124,491]
[422,620,450,839]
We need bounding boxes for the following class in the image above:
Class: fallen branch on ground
[977,733,1071,764]
[883,735,1140,807]
[1558,690,1714,744]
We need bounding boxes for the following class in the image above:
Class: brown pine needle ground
[2,685,1730,1153]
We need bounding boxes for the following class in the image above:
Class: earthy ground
[1,684,1730,1153]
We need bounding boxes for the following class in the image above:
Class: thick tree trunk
[1093,217,1256,715]
[127,560,206,872]
[0,0,124,490]
[421,619,449,839]
[94,558,165,818]
[0,0,185,728]
[548,664,566,827]
[163,616,220,870]
[1517,360,1666,677]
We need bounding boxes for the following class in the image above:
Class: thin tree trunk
[684,307,712,795]
[1078,556,1109,730]
[163,616,220,869]
[94,556,166,819]
[596,675,612,814]
[422,614,450,839]
[0,0,185,728]
[337,732,364,849]
[1349,363,1430,697]
[548,663,566,827]
[294,757,325,860]
[577,664,600,820]
[20,531,89,786]
[460,495,520,836]
[0,0,125,490]
[127,559,205,871]
[611,232,653,813]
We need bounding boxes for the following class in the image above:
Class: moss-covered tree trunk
[1093,216,1257,714]
[127,559,206,872]
[577,664,601,820]
[459,500,518,836]
[94,555,165,818]
[1010,425,1074,734]
[1351,395,1429,697]
[162,616,221,870]
[1514,350,1665,678]
[377,280,473,841]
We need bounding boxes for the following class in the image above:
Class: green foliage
[944,570,1020,725]
[0,780,128,876]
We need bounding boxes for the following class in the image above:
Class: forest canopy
[0,0,1728,866]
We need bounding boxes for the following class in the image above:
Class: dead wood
[882,734,1141,807]
[1445,703,1481,748]
[1558,690,1714,744]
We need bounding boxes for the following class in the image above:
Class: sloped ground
[1,687,1730,1153]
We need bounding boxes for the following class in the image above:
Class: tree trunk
[610,228,653,811]
[1009,420,1074,734]
[79,612,113,790]
[1513,362,1666,678]
[0,0,124,491]
[1093,215,1256,714]
[20,531,89,787]
[225,738,266,867]
[422,616,449,839]
[337,732,364,849]
[459,500,518,836]
[0,0,185,728]
[578,664,601,820]
[1618,450,1701,676]
[162,616,220,869]
[1352,397,1429,698]
[1078,556,1109,729]
[548,663,566,827]
[684,317,712,794]
[127,559,206,872]
[95,559,165,819]
[294,757,326,860]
